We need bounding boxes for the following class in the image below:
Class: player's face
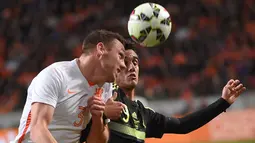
[100,39,126,82]
[116,49,139,89]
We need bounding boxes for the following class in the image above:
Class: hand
[221,79,246,104]
[87,96,105,118]
[104,91,125,120]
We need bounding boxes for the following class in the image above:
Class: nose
[127,63,135,72]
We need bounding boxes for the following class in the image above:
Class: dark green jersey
[80,84,167,143]
[80,84,230,143]
[108,87,148,143]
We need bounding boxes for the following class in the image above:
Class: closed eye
[119,52,125,60]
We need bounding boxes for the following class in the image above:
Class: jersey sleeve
[29,66,63,108]
[137,101,167,138]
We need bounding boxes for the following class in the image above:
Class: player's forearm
[165,98,230,134]
[87,117,109,143]
[30,125,57,143]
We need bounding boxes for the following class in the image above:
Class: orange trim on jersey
[88,81,95,86]
[18,111,32,143]
[95,88,103,98]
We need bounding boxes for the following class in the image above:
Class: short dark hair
[124,38,138,52]
[82,29,126,53]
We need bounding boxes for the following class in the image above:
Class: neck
[123,89,135,101]
[77,54,106,87]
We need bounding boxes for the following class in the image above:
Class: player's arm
[144,98,230,138]
[86,96,109,143]
[86,117,109,143]
[80,117,110,143]
[145,79,246,137]
[29,67,62,142]
[81,84,123,143]
[164,97,230,134]
[163,79,246,134]
[30,103,57,143]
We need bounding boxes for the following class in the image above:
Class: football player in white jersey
[12,30,126,143]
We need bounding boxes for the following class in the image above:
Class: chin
[106,75,115,83]
[128,81,137,88]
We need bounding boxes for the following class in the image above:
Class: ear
[96,42,106,59]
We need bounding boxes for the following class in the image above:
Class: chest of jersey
[51,81,109,130]
[108,93,147,142]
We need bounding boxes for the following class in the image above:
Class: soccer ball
[128,3,172,47]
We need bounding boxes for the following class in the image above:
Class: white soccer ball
[128,3,172,47]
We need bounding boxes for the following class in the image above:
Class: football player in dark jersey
[80,48,246,143]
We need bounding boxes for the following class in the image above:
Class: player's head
[116,44,139,90]
[82,29,126,82]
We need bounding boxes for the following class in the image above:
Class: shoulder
[29,61,73,88]
[136,100,155,113]
[49,60,76,75]
[37,62,66,80]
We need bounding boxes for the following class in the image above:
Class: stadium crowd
[0,0,254,113]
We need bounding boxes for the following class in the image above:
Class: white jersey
[12,59,113,143]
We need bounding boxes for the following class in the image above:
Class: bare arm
[30,102,57,143]
[86,117,109,143]
[86,96,109,143]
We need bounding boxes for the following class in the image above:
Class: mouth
[128,73,136,80]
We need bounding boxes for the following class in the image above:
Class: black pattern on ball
[159,35,166,42]
[155,28,165,42]
[153,9,160,18]
[140,29,147,35]
[146,26,152,33]
[140,13,151,21]
[138,35,147,42]
[149,3,154,8]
[160,17,171,26]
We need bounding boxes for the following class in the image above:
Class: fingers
[88,100,105,108]
[104,102,125,120]
[235,83,244,91]
[234,86,246,97]
[112,91,118,100]
[226,79,246,97]
[90,104,105,116]
[227,79,240,93]
[87,96,105,108]
[227,79,235,86]
[90,104,105,111]
[115,101,125,107]
[232,80,240,87]
[238,87,246,95]
[87,96,105,117]
[106,92,119,104]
